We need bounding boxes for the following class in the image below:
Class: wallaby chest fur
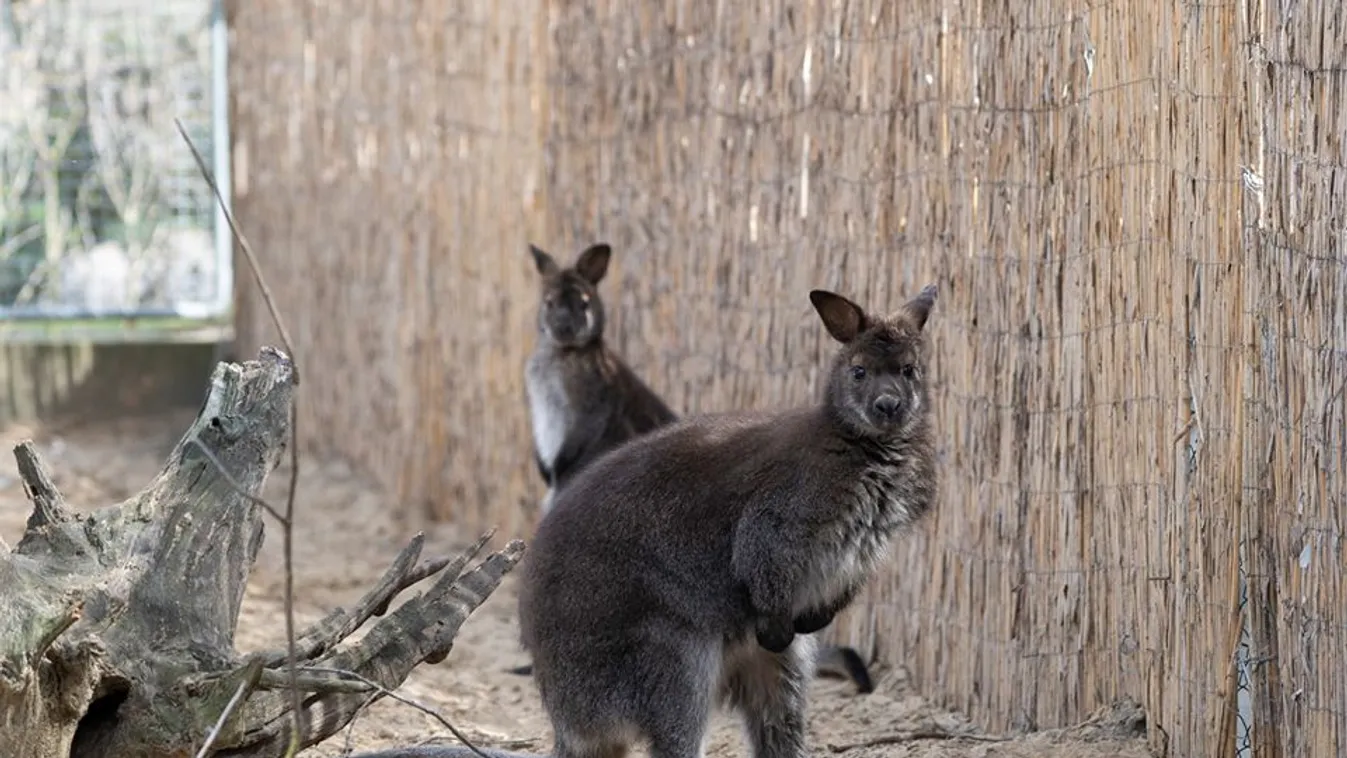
[524,348,572,473]
[524,341,673,491]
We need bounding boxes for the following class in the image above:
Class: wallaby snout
[872,393,901,418]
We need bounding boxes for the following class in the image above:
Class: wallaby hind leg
[720,636,816,758]
[642,673,715,758]
[646,727,710,758]
[540,635,715,758]
[639,644,717,758]
[554,731,629,758]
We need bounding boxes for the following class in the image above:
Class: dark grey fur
[367,285,939,758]
[523,242,677,514]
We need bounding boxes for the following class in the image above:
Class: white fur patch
[539,487,557,515]
[525,354,573,472]
[797,542,878,616]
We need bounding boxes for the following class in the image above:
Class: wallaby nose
[873,394,901,418]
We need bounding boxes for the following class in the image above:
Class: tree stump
[0,347,525,758]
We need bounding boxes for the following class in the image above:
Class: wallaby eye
[849,365,866,382]
[901,365,918,380]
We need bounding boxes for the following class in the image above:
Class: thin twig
[343,689,384,756]
[195,679,253,758]
[176,119,306,757]
[184,434,288,525]
[827,728,1010,752]
[303,667,492,758]
[282,404,302,756]
[172,118,297,371]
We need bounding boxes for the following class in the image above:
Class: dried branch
[13,440,72,529]
[252,669,376,695]
[826,728,1010,752]
[180,536,526,755]
[250,530,496,669]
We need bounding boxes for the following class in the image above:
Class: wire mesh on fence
[0,0,228,322]
[226,1,1345,755]
[1241,3,1347,754]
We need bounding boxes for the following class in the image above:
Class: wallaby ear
[529,244,560,276]
[573,243,612,284]
[809,290,869,344]
[902,284,938,330]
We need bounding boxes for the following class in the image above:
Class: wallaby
[514,242,876,694]
[523,241,677,515]
[366,284,939,758]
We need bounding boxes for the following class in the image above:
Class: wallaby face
[503,283,939,758]
[812,286,935,440]
[531,243,611,348]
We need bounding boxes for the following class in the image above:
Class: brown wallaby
[513,242,875,694]
[523,241,677,515]
[361,284,939,758]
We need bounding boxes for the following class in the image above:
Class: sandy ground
[0,411,1152,758]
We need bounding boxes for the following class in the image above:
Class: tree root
[0,348,525,758]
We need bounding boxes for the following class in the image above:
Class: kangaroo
[514,242,876,694]
[371,284,939,758]
[523,241,677,515]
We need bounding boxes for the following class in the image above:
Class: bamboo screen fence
[227,1,1345,755]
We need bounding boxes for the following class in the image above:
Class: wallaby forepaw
[755,616,796,653]
[793,608,836,635]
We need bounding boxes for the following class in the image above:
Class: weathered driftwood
[0,347,525,758]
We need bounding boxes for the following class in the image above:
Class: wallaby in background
[515,242,876,694]
[523,241,677,515]
[367,284,939,758]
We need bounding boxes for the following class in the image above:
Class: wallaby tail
[815,644,876,694]
[349,747,550,758]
